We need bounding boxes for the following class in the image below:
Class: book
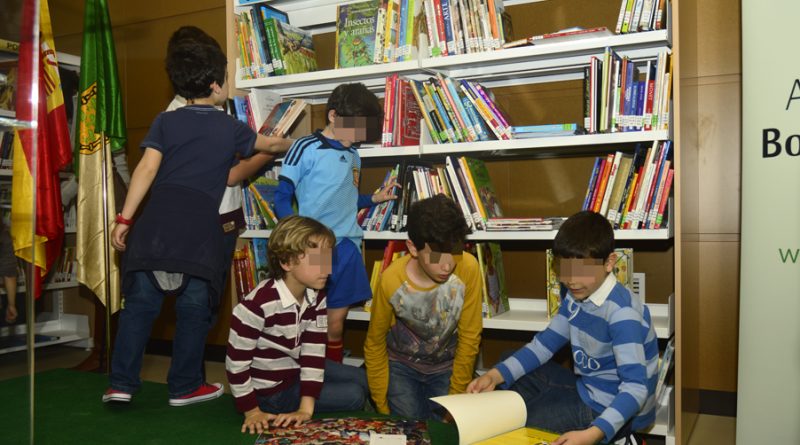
[253,417,430,444]
[273,20,318,75]
[462,157,503,220]
[510,123,582,138]
[431,391,559,444]
[502,26,613,48]
[335,0,382,69]
[476,243,509,318]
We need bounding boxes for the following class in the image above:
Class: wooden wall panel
[695,0,741,78]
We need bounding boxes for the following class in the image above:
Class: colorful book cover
[254,417,430,444]
[249,238,270,284]
[258,100,292,136]
[463,157,504,220]
[396,78,422,146]
[336,0,382,68]
[274,20,318,74]
[249,176,280,229]
[477,243,510,318]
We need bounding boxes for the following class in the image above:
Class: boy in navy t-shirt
[103,39,291,406]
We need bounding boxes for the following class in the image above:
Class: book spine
[582,157,602,211]
[264,18,285,75]
[473,82,510,138]
[591,155,613,213]
[382,74,398,147]
[441,75,477,141]
[460,157,488,221]
[459,81,504,139]
[433,0,449,56]
[408,79,441,143]
[397,0,409,61]
[424,81,457,142]
[374,1,388,63]
[615,0,629,33]
[440,0,456,55]
[654,169,674,228]
[445,157,476,230]
[599,151,622,216]
[432,78,467,141]
[621,0,635,34]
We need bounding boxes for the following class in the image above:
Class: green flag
[76,0,126,312]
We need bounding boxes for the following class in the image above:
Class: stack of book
[584,48,672,134]
[234,4,317,79]
[485,217,567,231]
[48,247,76,284]
[510,123,583,139]
[242,167,281,231]
[335,0,421,68]
[407,74,511,144]
[582,141,673,230]
[232,238,269,301]
[420,0,511,57]
[614,0,669,34]
[381,74,422,147]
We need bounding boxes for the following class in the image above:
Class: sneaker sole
[168,387,223,407]
[102,394,131,403]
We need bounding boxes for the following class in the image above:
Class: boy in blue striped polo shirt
[468,211,658,445]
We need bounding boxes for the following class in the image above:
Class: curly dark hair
[325,82,383,124]
[166,26,221,56]
[165,40,226,100]
[406,194,469,251]
[553,210,614,260]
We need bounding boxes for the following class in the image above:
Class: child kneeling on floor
[226,216,368,434]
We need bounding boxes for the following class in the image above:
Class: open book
[431,391,559,444]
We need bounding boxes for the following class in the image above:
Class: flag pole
[100,131,112,373]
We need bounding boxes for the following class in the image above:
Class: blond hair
[268,216,335,280]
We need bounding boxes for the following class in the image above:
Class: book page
[430,390,526,445]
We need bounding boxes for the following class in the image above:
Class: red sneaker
[168,382,224,407]
[102,388,132,403]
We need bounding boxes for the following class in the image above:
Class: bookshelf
[227,0,681,442]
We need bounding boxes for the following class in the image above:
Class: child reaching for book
[364,195,483,420]
[103,37,292,406]
[226,216,368,434]
[467,211,658,445]
[274,82,397,363]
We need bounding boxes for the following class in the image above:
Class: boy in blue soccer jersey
[274,83,397,362]
[468,211,658,445]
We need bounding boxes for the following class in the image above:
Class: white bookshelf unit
[228,0,679,442]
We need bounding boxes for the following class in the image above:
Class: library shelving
[226,0,681,443]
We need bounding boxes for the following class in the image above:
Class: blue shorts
[325,238,371,309]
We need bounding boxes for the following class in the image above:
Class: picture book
[335,0,382,68]
[462,157,504,220]
[431,391,559,445]
[546,248,635,318]
[476,243,509,318]
[274,20,318,75]
[253,417,430,445]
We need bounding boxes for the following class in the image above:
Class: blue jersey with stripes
[496,273,659,441]
[278,131,363,245]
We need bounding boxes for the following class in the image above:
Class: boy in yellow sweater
[364,195,482,420]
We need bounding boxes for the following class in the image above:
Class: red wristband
[115,213,133,225]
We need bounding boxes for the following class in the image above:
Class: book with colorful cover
[462,157,504,221]
[335,0,382,69]
[274,20,318,74]
[253,417,430,444]
[476,243,510,318]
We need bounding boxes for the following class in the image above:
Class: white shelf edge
[358,144,421,158]
[348,298,671,339]
[241,228,672,241]
[0,109,14,118]
[236,59,420,91]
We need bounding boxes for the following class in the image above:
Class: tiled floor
[0,345,736,444]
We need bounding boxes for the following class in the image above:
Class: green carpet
[0,369,459,444]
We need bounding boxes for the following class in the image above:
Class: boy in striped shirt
[468,211,658,445]
[226,216,367,435]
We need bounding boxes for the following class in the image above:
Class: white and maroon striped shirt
[226,278,328,413]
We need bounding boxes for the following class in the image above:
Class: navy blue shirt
[141,105,255,204]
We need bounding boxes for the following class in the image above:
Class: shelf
[421,31,670,86]
[241,227,673,241]
[358,144,422,158]
[0,313,92,355]
[348,298,672,339]
[44,280,79,290]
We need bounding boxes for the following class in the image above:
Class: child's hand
[271,409,311,428]
[372,179,400,204]
[241,407,275,435]
[111,223,130,251]
[5,304,17,323]
[551,426,605,445]
[466,368,503,393]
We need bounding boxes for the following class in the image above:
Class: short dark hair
[165,40,226,100]
[268,215,335,280]
[325,82,383,124]
[166,26,221,56]
[553,210,614,260]
[407,195,469,251]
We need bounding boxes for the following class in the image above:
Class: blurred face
[286,237,333,291]
[332,115,381,146]
[411,242,464,284]
[555,255,614,301]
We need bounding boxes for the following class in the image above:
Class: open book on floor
[253,417,430,444]
[431,391,559,444]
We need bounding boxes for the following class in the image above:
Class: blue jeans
[387,361,451,420]
[257,360,368,413]
[110,271,213,398]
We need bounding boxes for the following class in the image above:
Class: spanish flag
[75,0,127,313]
[11,0,73,298]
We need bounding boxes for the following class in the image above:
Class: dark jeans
[387,360,452,421]
[509,362,634,443]
[257,360,368,413]
[110,271,213,398]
